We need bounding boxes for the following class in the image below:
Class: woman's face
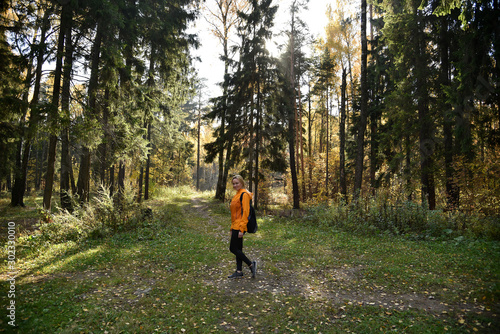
[232,178,242,191]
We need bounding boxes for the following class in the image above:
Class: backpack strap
[239,192,251,216]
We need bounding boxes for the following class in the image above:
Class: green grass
[1,187,499,333]
[0,194,42,244]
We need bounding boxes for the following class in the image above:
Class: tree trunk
[43,3,71,210]
[60,10,74,211]
[77,17,103,203]
[98,88,110,186]
[138,165,144,203]
[368,1,377,195]
[289,102,300,209]
[440,16,458,210]
[254,74,261,209]
[196,105,201,191]
[297,72,305,201]
[12,64,33,207]
[354,0,368,199]
[215,29,231,201]
[144,121,151,200]
[109,164,115,196]
[339,68,347,201]
[142,46,156,201]
[6,173,11,192]
[117,160,126,202]
[35,138,45,191]
[248,90,255,193]
[221,101,237,202]
[289,18,300,209]
[307,81,313,200]
[138,118,147,203]
[325,90,329,198]
[11,4,52,206]
[12,52,34,207]
[12,140,26,207]
[416,12,435,210]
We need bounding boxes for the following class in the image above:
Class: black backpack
[240,192,258,233]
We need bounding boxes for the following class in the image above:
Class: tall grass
[32,184,145,244]
[10,183,499,248]
[23,185,205,247]
[305,195,500,240]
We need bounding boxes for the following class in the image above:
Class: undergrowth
[304,196,500,241]
[1,186,498,333]
[28,185,148,246]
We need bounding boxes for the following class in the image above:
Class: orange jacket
[230,189,252,232]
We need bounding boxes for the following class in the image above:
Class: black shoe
[250,261,257,278]
[228,271,244,279]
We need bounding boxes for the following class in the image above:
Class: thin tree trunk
[215,25,231,201]
[43,3,71,210]
[297,73,305,201]
[248,89,255,193]
[138,165,144,203]
[77,17,103,203]
[6,173,11,192]
[307,81,313,200]
[416,12,435,210]
[354,0,368,199]
[405,134,412,201]
[138,118,146,203]
[109,165,115,196]
[369,5,378,195]
[60,127,72,209]
[289,100,300,209]
[143,46,156,201]
[254,73,261,209]
[197,102,201,191]
[69,158,76,195]
[60,11,74,211]
[325,90,329,198]
[144,121,151,200]
[369,115,378,194]
[440,16,458,210]
[221,100,237,202]
[99,88,110,185]
[319,102,324,154]
[289,15,299,209]
[339,68,347,201]
[35,138,45,191]
[117,160,126,202]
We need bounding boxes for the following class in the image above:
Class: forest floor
[0,188,499,333]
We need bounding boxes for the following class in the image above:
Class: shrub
[305,194,499,240]
[37,209,90,243]
[36,184,144,244]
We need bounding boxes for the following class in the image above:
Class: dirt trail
[191,196,495,319]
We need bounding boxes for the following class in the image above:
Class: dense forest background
[0,0,498,236]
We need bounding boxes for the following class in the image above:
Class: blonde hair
[232,175,246,189]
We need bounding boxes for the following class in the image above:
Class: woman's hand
[238,231,244,238]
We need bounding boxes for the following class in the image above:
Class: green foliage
[34,185,144,244]
[305,194,499,240]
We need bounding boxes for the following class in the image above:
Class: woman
[228,175,257,279]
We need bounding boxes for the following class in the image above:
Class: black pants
[229,229,252,271]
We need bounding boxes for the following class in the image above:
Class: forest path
[187,195,490,319]
[5,191,497,333]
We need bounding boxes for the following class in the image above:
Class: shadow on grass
[2,190,499,333]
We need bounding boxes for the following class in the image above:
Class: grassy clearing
[1,187,499,333]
